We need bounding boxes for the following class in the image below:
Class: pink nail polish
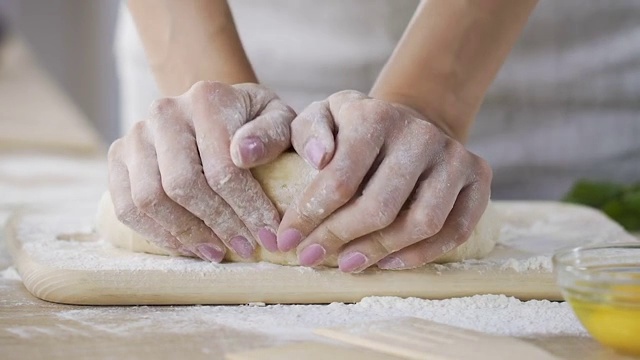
[278,228,303,252]
[239,136,265,163]
[299,244,326,266]
[196,244,225,263]
[377,256,405,270]
[230,236,254,259]
[304,138,326,169]
[259,228,278,252]
[339,252,368,272]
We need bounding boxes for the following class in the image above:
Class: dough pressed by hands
[96,152,500,266]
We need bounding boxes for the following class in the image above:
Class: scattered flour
[11,207,562,274]
[44,294,586,342]
[0,266,21,281]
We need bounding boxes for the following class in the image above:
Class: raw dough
[96,152,500,266]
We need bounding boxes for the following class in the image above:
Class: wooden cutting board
[6,201,637,305]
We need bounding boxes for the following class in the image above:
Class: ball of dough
[96,152,499,266]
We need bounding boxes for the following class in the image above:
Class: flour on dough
[96,152,500,266]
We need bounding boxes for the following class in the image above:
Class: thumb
[291,100,337,170]
[230,98,296,168]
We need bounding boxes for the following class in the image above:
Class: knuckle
[190,80,232,101]
[131,183,164,213]
[149,97,178,118]
[323,225,349,245]
[113,202,137,225]
[473,156,494,184]
[340,98,377,117]
[325,175,358,201]
[409,210,444,240]
[447,140,469,161]
[295,205,319,227]
[372,231,396,254]
[328,90,364,102]
[415,120,440,138]
[162,171,198,202]
[107,138,123,162]
[361,199,400,230]
[204,162,245,192]
[361,98,393,116]
[127,120,149,143]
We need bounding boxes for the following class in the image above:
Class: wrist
[370,85,479,143]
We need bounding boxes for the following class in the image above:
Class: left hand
[276,90,492,272]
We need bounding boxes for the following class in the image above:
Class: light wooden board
[226,342,404,360]
[6,201,638,305]
[314,317,560,360]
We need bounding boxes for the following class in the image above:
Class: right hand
[107,81,296,262]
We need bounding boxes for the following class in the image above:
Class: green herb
[563,180,640,231]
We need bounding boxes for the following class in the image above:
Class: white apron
[114,0,640,200]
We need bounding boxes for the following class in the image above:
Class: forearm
[371,0,537,142]
[128,0,256,96]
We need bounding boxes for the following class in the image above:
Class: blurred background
[0,0,120,142]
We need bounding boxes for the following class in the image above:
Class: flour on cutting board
[14,201,636,274]
[39,294,586,342]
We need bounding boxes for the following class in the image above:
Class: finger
[338,135,480,271]
[288,91,366,170]
[377,180,491,270]
[107,138,187,256]
[290,100,336,170]
[126,120,227,262]
[336,162,464,272]
[190,82,281,252]
[231,96,296,168]
[300,143,428,272]
[151,108,257,260]
[278,99,392,261]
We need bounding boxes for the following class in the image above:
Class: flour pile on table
[52,295,587,342]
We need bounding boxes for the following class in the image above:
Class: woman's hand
[108,81,295,262]
[277,90,492,272]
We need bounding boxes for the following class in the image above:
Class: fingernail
[304,138,326,169]
[299,244,326,266]
[278,228,303,252]
[239,136,265,163]
[377,256,405,270]
[259,227,278,252]
[196,244,225,263]
[339,252,368,272]
[230,236,254,259]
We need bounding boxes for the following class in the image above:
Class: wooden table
[0,35,637,360]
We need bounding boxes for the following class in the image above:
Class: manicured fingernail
[377,256,405,270]
[239,136,265,163]
[339,252,368,272]
[278,228,303,252]
[230,236,254,259]
[299,244,326,266]
[196,244,225,263]
[304,138,326,169]
[259,227,278,252]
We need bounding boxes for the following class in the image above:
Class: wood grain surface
[7,200,638,305]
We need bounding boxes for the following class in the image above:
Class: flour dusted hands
[107,81,295,262]
[277,91,493,272]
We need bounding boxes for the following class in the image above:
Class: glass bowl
[553,243,640,356]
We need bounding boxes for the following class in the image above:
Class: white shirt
[115,0,640,200]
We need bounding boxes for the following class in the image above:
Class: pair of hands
[108,82,492,272]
